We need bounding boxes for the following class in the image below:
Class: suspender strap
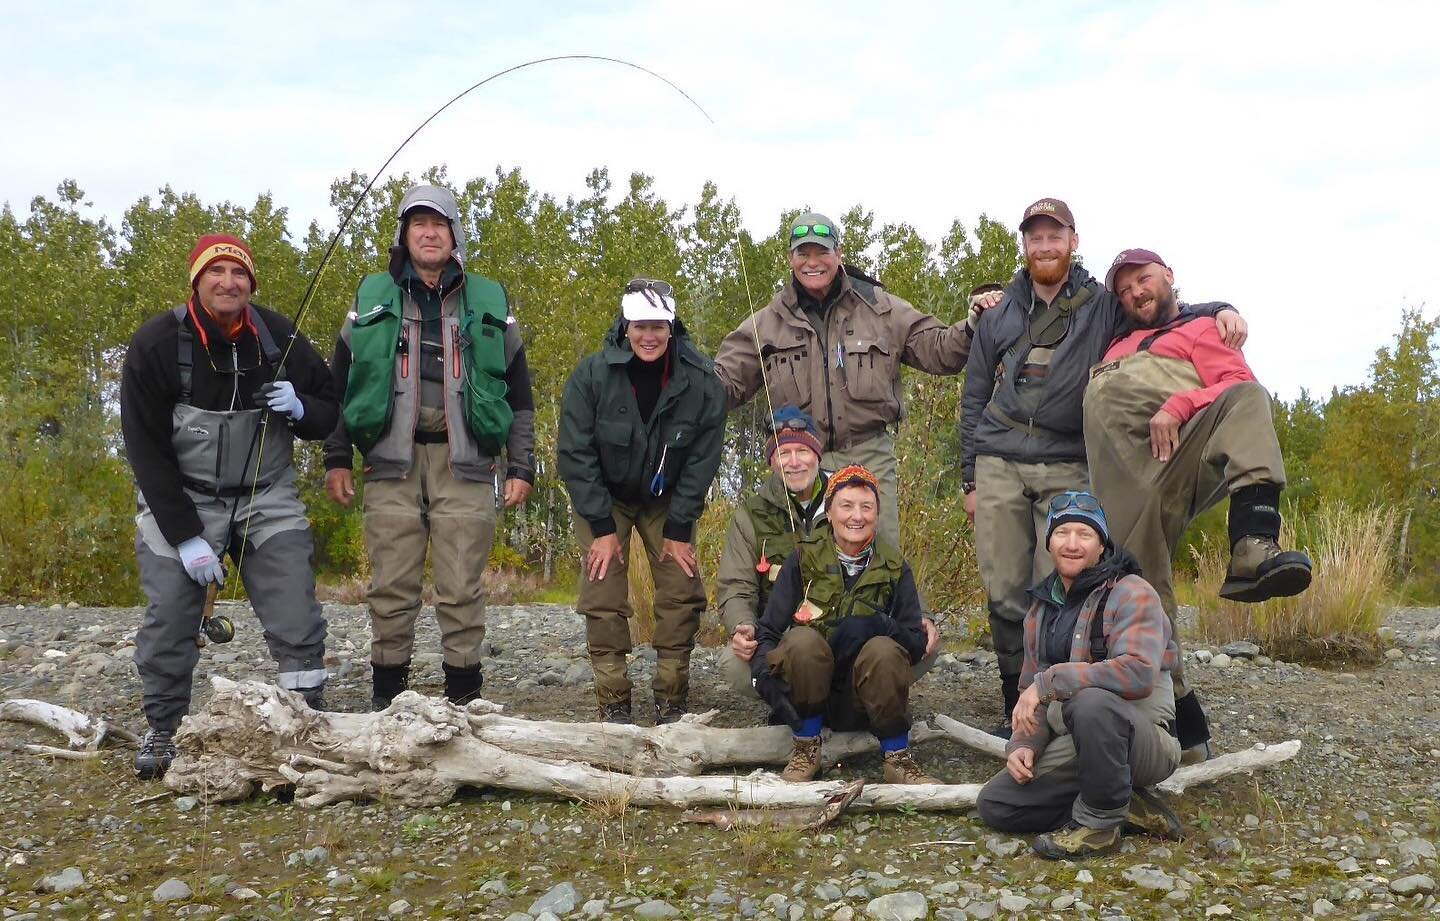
[1088,582,1115,661]
[173,303,285,404]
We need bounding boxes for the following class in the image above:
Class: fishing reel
[202,613,236,644]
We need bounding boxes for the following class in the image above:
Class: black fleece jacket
[120,300,338,547]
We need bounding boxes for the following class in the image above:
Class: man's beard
[1133,286,1179,328]
[1027,250,1072,286]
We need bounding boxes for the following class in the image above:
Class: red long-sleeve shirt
[1102,315,1256,424]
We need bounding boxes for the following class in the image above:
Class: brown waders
[574,499,706,708]
[763,625,914,738]
[1084,365,1287,698]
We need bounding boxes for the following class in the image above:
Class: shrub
[1192,500,1395,663]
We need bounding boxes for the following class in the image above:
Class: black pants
[977,688,1180,831]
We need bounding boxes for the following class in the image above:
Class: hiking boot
[1124,787,1184,839]
[443,663,484,705]
[299,685,327,711]
[1219,536,1313,603]
[882,749,939,785]
[1032,822,1122,860]
[655,696,687,725]
[134,728,177,780]
[371,661,410,712]
[993,673,1020,739]
[598,699,633,724]
[781,736,822,783]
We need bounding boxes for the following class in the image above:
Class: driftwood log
[149,678,1300,810]
[0,698,138,750]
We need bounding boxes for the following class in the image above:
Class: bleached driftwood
[0,698,138,750]
[165,679,981,809]
[468,707,944,776]
[933,712,1302,795]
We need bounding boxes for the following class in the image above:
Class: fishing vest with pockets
[745,487,826,611]
[171,303,293,496]
[343,271,512,456]
[985,283,1095,440]
[795,529,904,635]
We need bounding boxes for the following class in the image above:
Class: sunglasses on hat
[790,223,834,241]
[625,278,673,298]
[1049,491,1102,515]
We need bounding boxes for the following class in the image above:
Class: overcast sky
[4,0,1437,399]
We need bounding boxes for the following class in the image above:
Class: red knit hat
[188,234,257,292]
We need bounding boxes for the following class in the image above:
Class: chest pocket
[595,418,634,478]
[762,343,813,409]
[843,337,895,403]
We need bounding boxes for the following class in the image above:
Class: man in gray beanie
[325,184,536,709]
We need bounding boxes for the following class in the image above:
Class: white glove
[255,380,305,421]
[176,536,225,587]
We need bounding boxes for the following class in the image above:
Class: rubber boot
[1221,484,1313,602]
[371,661,410,711]
[443,663,484,705]
[1175,689,1212,762]
[993,672,1021,739]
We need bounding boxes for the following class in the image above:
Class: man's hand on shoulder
[1215,309,1248,350]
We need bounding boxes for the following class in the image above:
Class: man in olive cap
[715,212,990,547]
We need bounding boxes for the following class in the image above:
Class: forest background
[1,169,1436,625]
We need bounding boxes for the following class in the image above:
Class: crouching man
[752,465,938,785]
[977,492,1184,858]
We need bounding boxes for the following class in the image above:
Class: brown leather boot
[882,748,939,785]
[781,736,822,782]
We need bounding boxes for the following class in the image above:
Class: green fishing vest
[343,271,512,454]
[796,530,904,634]
[745,489,824,611]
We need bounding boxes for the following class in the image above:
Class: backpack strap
[1088,581,1116,662]
[172,305,193,402]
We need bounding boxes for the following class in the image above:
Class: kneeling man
[977,492,1183,859]
[752,465,938,785]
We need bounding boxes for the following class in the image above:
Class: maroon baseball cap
[1105,248,1169,290]
[1019,197,1075,231]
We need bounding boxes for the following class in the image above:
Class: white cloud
[3,0,1436,397]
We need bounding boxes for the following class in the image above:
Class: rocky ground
[1,600,1438,921]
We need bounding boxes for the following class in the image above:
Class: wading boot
[781,736,822,782]
[1220,483,1313,602]
[371,661,410,711]
[299,685,327,711]
[655,695,688,725]
[598,698,633,724]
[1123,787,1184,839]
[134,728,177,780]
[1175,690,1213,763]
[882,749,939,785]
[992,672,1020,739]
[1032,822,1122,860]
[443,663,484,705]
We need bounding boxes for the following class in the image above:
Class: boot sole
[1123,789,1185,839]
[1032,836,1121,860]
[1219,561,1312,603]
[134,761,171,780]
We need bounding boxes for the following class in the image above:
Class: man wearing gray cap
[715,212,985,546]
[1087,248,1311,623]
[325,184,536,710]
[960,198,1246,750]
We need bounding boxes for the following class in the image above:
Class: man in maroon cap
[960,199,1247,756]
[120,234,338,779]
[1086,248,1311,635]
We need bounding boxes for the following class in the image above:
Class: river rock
[865,891,928,921]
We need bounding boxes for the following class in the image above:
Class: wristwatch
[961,480,976,495]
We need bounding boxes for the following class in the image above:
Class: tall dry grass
[1191,500,1396,663]
[624,499,734,645]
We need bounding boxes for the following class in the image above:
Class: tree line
[0,170,1435,612]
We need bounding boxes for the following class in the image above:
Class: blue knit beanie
[1044,491,1110,548]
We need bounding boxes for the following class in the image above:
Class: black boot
[993,673,1021,739]
[134,727,177,780]
[1221,484,1313,602]
[371,661,410,711]
[1175,689,1212,760]
[443,663,484,705]
[298,684,327,711]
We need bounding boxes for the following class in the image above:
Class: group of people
[120,187,1312,859]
